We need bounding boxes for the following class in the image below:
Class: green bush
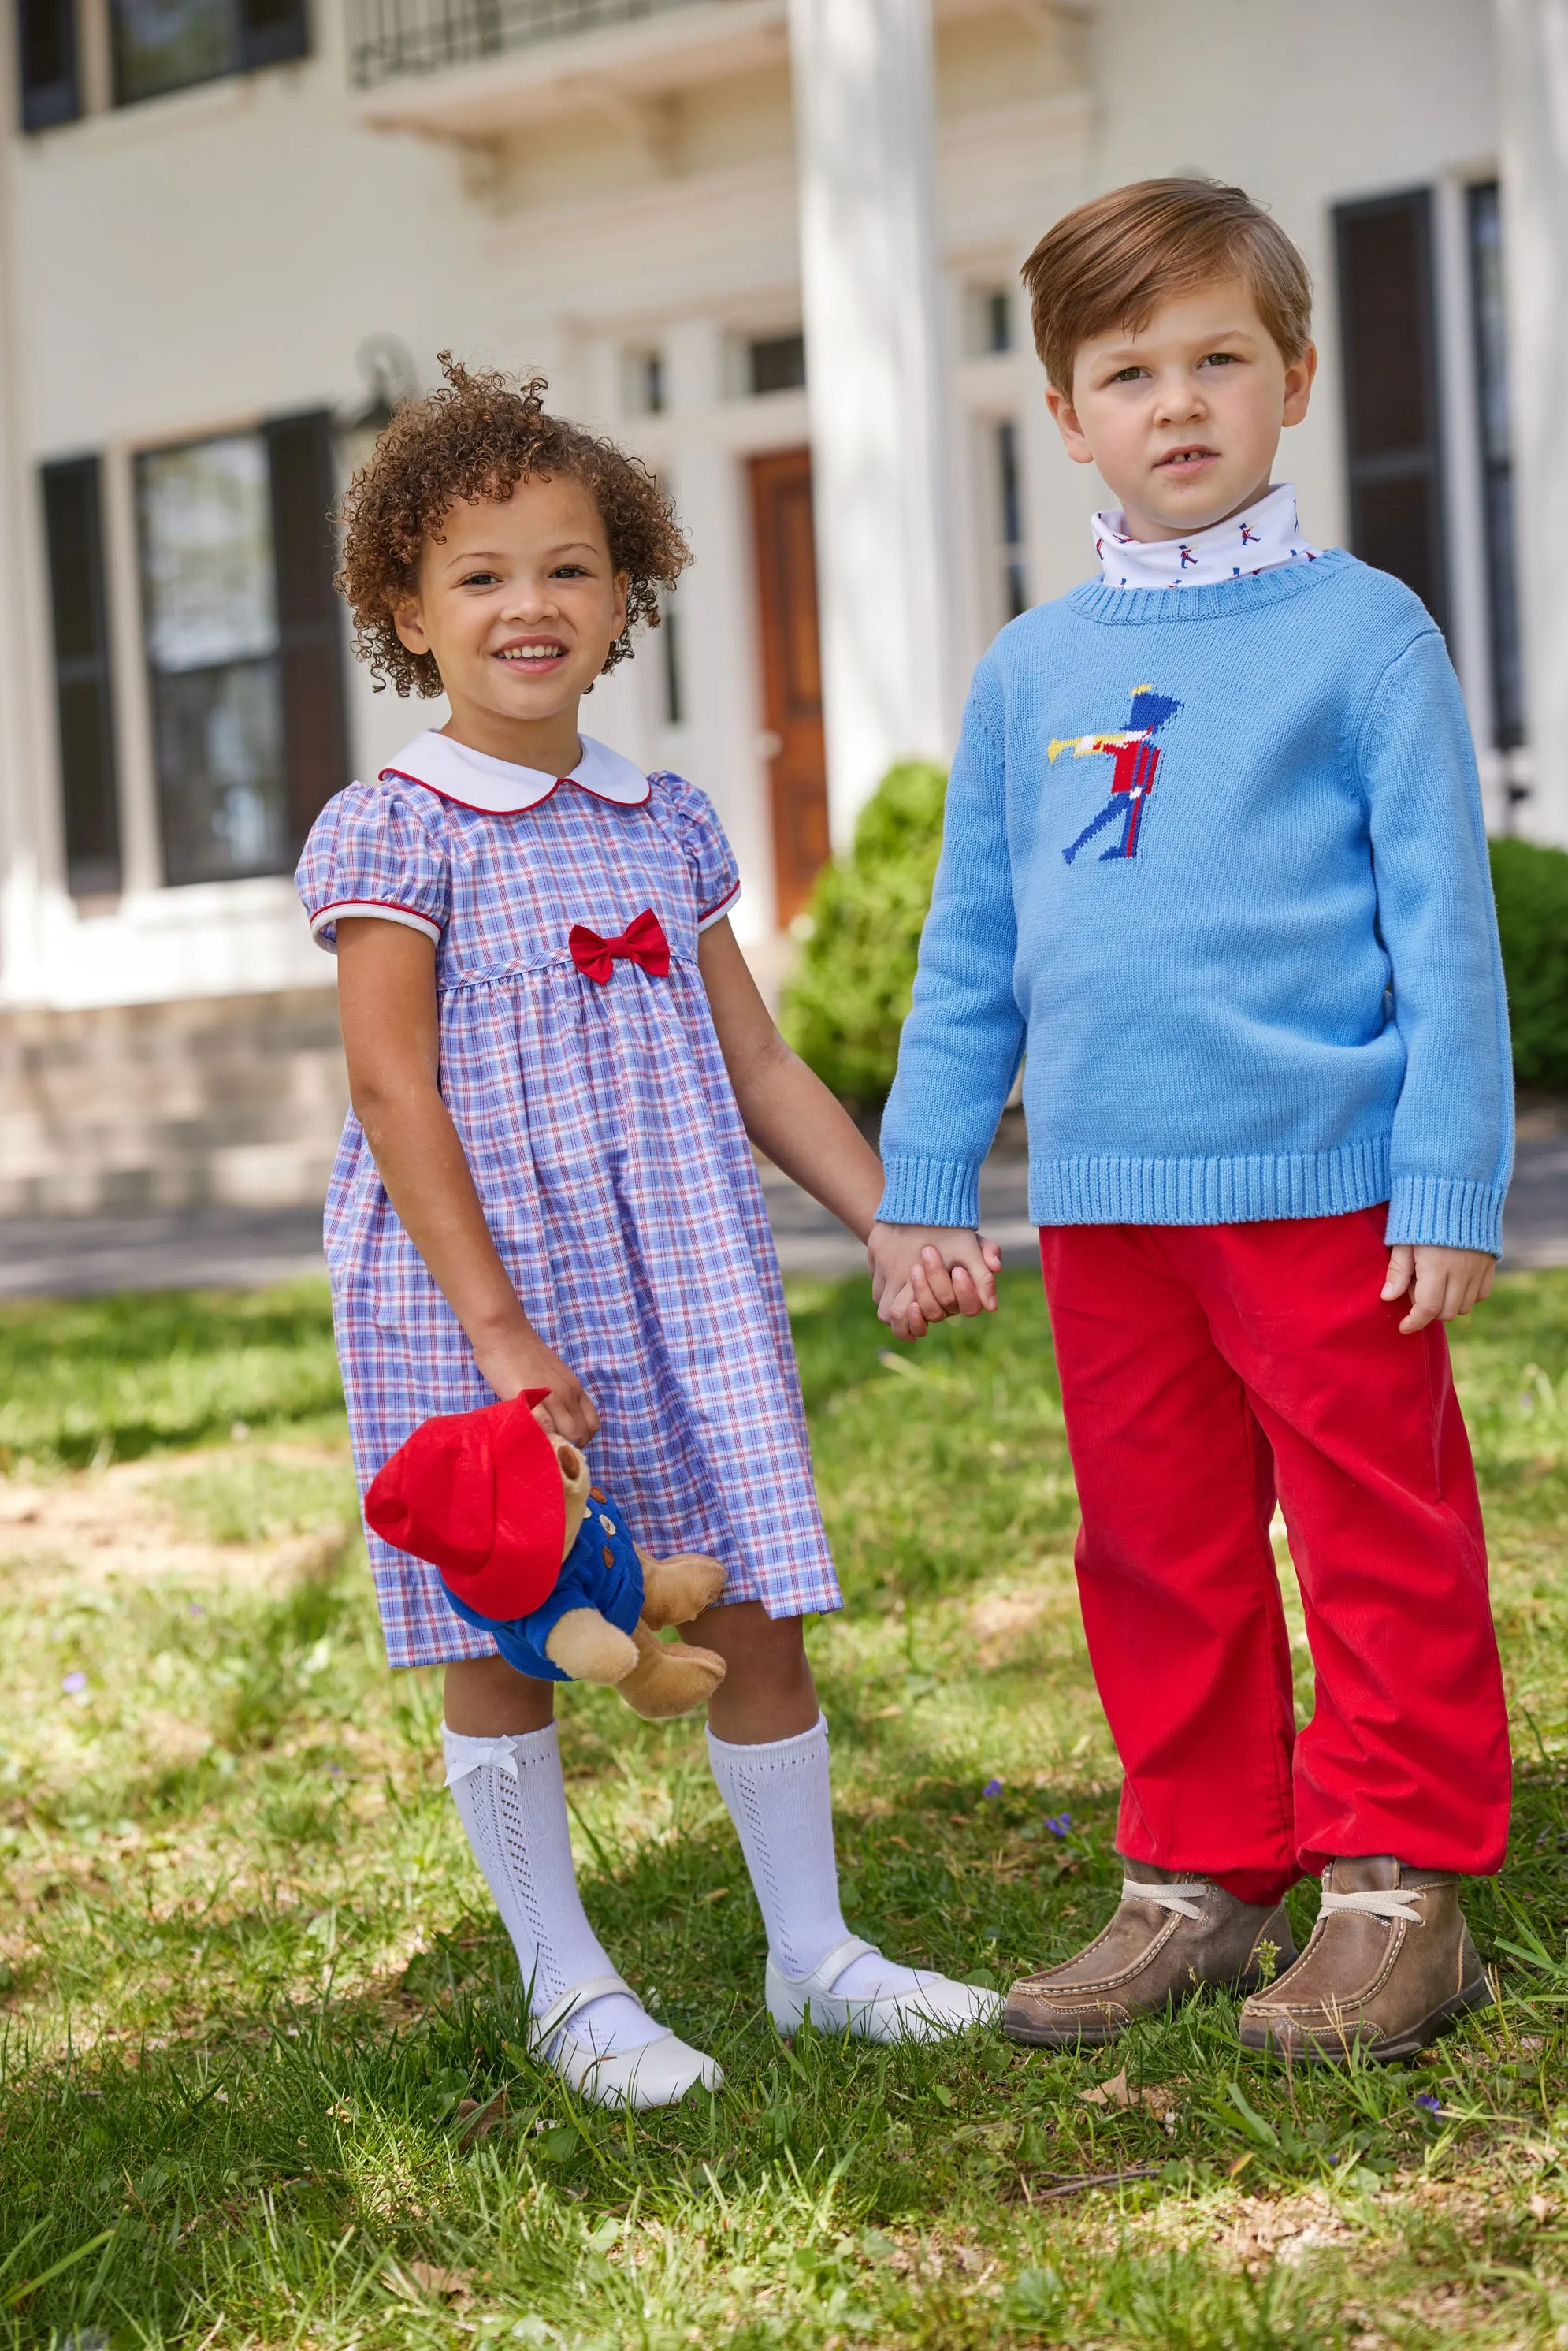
[780,760,946,1108]
[1490,835,1568,1089]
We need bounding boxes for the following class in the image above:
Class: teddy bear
[363,1387,727,1720]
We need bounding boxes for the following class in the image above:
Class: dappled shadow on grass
[0,1279,344,1469]
[5,1864,1561,2350]
[7,1269,1568,2342]
[6,1734,1568,2347]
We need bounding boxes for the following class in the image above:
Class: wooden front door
[749,447,830,926]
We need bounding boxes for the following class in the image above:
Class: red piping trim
[378,764,651,813]
[310,898,445,933]
[697,878,741,925]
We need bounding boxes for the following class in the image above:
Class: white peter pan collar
[380,728,651,813]
[1091,481,1319,591]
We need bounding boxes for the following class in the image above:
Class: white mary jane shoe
[529,1972,723,2111]
[765,1934,1004,2044]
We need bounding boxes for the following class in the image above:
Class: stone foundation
[0,988,349,1217]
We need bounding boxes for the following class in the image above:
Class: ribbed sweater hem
[1384,1174,1506,1255]
[880,1141,1505,1252]
[878,1139,1395,1232]
[1028,1139,1392,1227]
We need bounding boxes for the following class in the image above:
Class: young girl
[296,360,998,2109]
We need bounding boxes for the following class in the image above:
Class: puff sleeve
[295,783,451,954]
[653,772,742,932]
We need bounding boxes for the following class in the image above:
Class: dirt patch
[968,1586,1057,1669]
[0,1445,353,1599]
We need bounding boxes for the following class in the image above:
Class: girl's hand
[868,1223,1003,1340]
[1382,1243,1495,1335]
[471,1324,600,1445]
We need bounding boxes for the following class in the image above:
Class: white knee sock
[443,1722,662,2057]
[707,1713,923,1999]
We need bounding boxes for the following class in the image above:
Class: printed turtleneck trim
[1091,482,1320,592]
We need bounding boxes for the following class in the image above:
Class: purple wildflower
[1415,2094,1443,2115]
[61,1672,87,1695]
[982,1779,1004,1799]
[1044,1813,1072,1836]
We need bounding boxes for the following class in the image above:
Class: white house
[0,0,1562,1213]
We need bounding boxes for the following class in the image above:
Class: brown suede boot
[1237,1856,1492,2064]
[1003,1861,1296,2048]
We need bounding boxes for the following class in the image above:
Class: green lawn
[2,1270,1568,2346]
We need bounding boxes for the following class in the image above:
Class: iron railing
[349,0,718,88]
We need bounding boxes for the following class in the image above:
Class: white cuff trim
[310,900,443,947]
[697,880,741,932]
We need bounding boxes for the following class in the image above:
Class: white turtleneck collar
[1091,482,1320,592]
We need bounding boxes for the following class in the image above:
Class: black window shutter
[17,0,80,129]
[265,410,348,851]
[1335,188,1448,633]
[1467,180,1525,753]
[41,456,121,895]
[241,0,309,72]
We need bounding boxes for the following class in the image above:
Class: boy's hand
[1383,1244,1496,1334]
[868,1222,1004,1341]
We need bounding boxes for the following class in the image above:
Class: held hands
[868,1222,1005,1342]
[1383,1243,1495,1334]
[470,1322,600,1446]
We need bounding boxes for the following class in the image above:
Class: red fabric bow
[567,907,671,986]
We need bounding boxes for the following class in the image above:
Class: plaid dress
[296,728,841,1668]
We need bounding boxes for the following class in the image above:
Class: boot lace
[1319,1885,1427,1925]
[1120,1879,1212,1922]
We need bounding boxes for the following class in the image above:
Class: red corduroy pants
[1039,1207,1511,1903]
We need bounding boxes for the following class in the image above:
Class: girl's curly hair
[336,355,691,697]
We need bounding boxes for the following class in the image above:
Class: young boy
[868,179,1512,2063]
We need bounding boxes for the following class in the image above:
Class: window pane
[138,430,289,883]
[112,0,238,103]
[749,334,806,396]
[152,657,287,885]
[138,434,277,671]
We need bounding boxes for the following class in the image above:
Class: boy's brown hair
[338,354,690,697]
[1020,178,1313,394]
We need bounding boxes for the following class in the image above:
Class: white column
[1496,0,1568,843]
[660,321,775,941]
[787,0,959,841]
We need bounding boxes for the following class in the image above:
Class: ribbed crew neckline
[1067,545,1356,626]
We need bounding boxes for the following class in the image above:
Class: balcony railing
[349,0,719,88]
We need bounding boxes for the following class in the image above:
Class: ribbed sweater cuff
[1384,1175,1507,1256]
[875,1156,982,1229]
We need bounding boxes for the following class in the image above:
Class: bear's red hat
[363,1389,563,1620]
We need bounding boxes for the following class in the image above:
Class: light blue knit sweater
[877,551,1513,1254]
